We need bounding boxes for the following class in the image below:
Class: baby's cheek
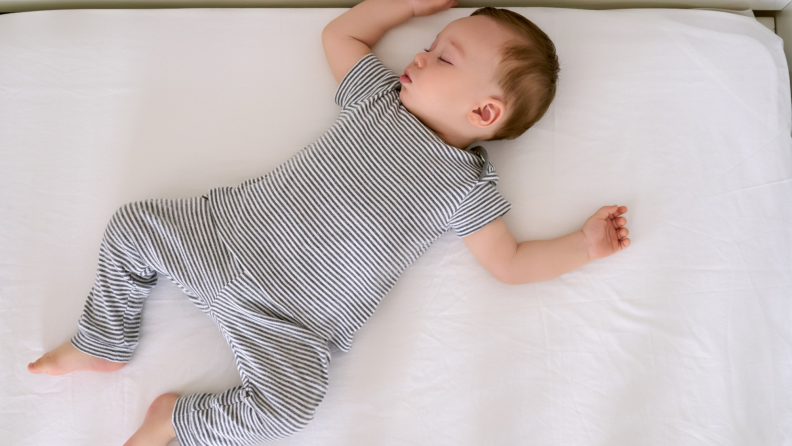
[442,80,466,106]
[431,85,453,110]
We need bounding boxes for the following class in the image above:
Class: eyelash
[423,48,451,65]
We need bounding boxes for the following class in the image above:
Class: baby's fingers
[593,205,618,220]
[618,227,629,238]
[607,205,628,217]
[620,237,631,249]
[410,0,457,16]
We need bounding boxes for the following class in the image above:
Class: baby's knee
[112,200,151,220]
[101,201,161,254]
[107,201,140,228]
[106,200,162,236]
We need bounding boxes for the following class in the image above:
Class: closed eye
[423,48,451,65]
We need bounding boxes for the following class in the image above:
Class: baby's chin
[399,92,430,127]
[398,93,442,134]
[398,88,413,111]
[399,89,444,130]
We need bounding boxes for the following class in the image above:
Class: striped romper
[70,53,511,446]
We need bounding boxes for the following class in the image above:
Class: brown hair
[470,7,560,140]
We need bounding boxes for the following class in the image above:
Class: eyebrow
[436,33,466,58]
[449,39,465,58]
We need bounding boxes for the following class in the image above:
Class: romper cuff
[70,330,134,363]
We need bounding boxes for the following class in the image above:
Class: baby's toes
[28,353,53,374]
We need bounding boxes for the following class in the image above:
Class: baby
[27,0,630,445]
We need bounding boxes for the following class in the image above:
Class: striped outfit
[71,53,510,445]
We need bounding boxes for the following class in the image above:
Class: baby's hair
[470,7,560,141]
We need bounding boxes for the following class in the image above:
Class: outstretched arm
[463,206,630,285]
[322,0,457,84]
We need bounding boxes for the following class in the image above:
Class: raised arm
[463,206,630,285]
[322,0,457,84]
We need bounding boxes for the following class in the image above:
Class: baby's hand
[581,205,630,260]
[407,0,457,17]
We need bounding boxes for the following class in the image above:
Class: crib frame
[1,0,791,92]
[1,0,791,83]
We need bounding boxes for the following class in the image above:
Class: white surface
[1,7,791,446]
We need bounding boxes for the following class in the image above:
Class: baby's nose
[413,52,426,67]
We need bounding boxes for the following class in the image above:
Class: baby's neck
[426,122,478,151]
[405,101,480,150]
[439,133,473,150]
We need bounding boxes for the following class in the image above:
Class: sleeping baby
[27,0,631,445]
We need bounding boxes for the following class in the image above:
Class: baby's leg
[170,282,331,446]
[29,197,240,375]
[28,201,158,374]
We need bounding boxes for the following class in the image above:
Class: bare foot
[28,341,127,376]
[124,393,179,446]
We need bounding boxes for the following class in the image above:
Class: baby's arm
[463,206,630,285]
[322,0,457,84]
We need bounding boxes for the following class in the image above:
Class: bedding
[1,7,791,446]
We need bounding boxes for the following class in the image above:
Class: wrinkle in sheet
[705,177,792,199]
[713,124,792,176]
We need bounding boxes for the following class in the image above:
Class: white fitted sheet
[1,7,791,446]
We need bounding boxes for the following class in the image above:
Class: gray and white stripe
[208,53,512,354]
[71,198,330,445]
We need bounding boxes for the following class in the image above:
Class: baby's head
[399,7,559,148]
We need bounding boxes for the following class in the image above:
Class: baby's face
[399,16,515,142]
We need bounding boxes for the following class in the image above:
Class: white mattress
[2,7,791,446]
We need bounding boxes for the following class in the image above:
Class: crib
[1,1,790,445]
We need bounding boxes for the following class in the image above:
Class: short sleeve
[334,53,401,109]
[448,160,512,237]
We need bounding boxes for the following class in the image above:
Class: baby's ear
[468,98,505,130]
